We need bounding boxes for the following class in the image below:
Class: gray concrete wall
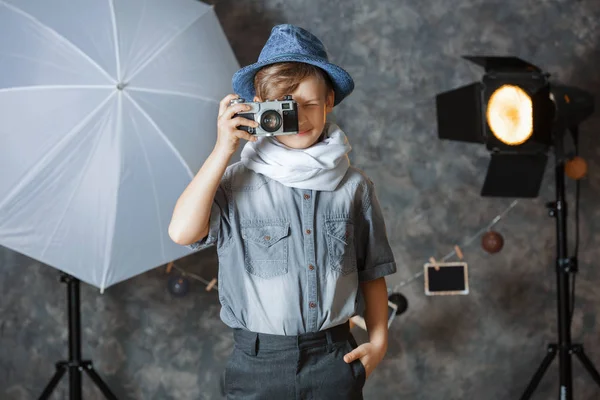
[2,0,600,399]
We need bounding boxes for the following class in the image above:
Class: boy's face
[254,75,334,149]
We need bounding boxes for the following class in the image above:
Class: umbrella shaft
[66,275,82,400]
[67,277,82,361]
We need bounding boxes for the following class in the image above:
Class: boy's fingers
[234,130,258,142]
[230,117,258,129]
[226,105,254,122]
[344,348,365,363]
[218,94,239,117]
[221,104,252,122]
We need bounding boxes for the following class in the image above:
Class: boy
[169,24,397,399]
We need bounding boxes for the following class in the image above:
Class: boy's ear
[325,89,335,113]
[253,96,262,102]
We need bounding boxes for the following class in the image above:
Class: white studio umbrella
[0,0,240,291]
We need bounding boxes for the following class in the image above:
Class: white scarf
[240,123,352,191]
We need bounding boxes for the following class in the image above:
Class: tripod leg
[82,362,119,400]
[39,362,68,400]
[572,345,600,388]
[520,344,557,400]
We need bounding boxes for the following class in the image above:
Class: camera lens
[260,110,282,133]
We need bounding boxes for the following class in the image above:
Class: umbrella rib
[39,104,113,262]
[0,85,114,94]
[127,87,218,103]
[124,92,194,179]
[0,92,117,213]
[2,52,108,80]
[0,1,115,84]
[123,92,167,262]
[108,0,122,81]
[99,92,124,292]
[125,6,213,82]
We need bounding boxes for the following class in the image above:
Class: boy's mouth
[297,130,311,136]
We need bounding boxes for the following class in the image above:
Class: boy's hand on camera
[214,94,259,156]
[343,341,387,380]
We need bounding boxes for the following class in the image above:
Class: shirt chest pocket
[241,221,290,279]
[324,218,357,275]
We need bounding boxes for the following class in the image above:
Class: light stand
[435,55,599,399]
[39,273,118,400]
[520,127,600,400]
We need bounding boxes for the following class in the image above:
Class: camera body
[230,95,299,136]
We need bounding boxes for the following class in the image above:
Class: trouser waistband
[232,321,351,355]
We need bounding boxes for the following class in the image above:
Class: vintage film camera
[230,95,299,136]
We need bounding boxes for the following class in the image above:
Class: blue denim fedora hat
[232,24,354,106]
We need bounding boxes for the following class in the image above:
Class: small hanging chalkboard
[424,261,469,296]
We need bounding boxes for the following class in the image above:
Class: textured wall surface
[2,0,600,399]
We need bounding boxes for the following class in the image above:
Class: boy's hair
[254,62,334,101]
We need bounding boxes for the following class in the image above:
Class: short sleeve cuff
[358,261,397,282]
[186,201,221,251]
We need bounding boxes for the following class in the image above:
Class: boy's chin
[275,133,320,149]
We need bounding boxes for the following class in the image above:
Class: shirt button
[264,235,271,240]
[309,302,316,308]
[309,264,315,270]
[306,229,311,235]
[304,194,310,200]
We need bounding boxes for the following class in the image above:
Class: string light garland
[391,200,519,293]
[166,262,219,291]
[389,151,584,293]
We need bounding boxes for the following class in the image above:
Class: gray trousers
[225,321,366,399]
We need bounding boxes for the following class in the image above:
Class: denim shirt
[187,161,397,335]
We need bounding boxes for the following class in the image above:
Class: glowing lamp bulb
[486,85,533,146]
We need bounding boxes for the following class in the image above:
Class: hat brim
[232,54,354,106]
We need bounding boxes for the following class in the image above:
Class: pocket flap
[241,223,290,247]
[325,219,353,245]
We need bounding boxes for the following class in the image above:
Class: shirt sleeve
[355,180,397,282]
[186,168,232,252]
